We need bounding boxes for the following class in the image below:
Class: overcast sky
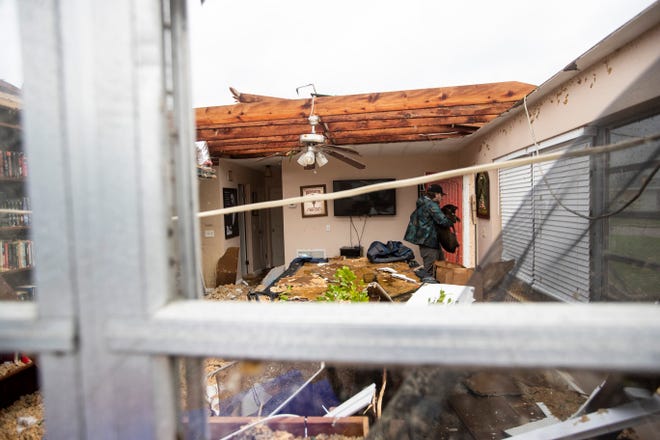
[1,0,656,107]
[188,0,656,107]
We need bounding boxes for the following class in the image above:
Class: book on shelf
[0,196,31,227]
[0,239,33,271]
[0,149,28,179]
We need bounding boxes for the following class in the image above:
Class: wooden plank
[196,115,490,142]
[464,371,522,396]
[207,416,369,438]
[195,103,511,130]
[206,124,471,151]
[195,81,535,125]
[450,394,542,440]
[204,131,468,157]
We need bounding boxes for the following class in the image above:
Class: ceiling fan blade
[322,145,362,156]
[255,148,304,160]
[255,152,284,161]
[325,150,366,169]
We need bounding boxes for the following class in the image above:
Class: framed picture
[223,187,240,238]
[300,184,328,218]
[476,172,490,219]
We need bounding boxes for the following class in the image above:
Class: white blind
[500,164,534,284]
[532,147,591,302]
[498,134,593,302]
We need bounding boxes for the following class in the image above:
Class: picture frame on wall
[300,184,328,218]
[223,187,240,238]
[476,172,490,219]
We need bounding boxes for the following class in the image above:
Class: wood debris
[0,392,44,440]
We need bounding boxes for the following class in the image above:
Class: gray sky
[188,0,656,107]
[1,0,656,108]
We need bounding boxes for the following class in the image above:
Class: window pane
[603,114,660,302]
[0,0,31,304]
[0,4,38,426]
[498,115,659,303]
[181,359,659,439]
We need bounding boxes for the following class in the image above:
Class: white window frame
[1,2,658,438]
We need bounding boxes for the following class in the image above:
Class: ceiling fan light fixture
[315,151,328,167]
[297,148,316,166]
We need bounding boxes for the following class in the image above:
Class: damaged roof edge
[469,1,660,144]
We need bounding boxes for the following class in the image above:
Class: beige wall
[281,151,460,265]
[457,24,660,262]
[198,161,267,288]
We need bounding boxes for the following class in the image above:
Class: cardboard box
[434,261,468,283]
[434,260,516,302]
[435,261,482,301]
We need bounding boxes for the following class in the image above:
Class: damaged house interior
[1,1,659,439]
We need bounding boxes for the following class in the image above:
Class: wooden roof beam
[195,81,536,125]
[195,102,515,130]
[201,122,479,149]
[196,115,491,142]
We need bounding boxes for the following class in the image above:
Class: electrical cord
[522,96,660,221]
[218,361,326,440]
[194,132,659,220]
[268,361,325,416]
[349,216,368,249]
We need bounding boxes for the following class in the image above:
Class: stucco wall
[280,151,461,266]
[457,24,660,263]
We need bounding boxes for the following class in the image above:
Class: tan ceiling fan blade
[255,149,298,161]
[325,150,366,169]
[322,145,362,156]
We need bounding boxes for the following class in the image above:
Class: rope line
[523,96,659,221]
[195,132,660,219]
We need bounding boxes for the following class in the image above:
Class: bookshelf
[0,84,34,300]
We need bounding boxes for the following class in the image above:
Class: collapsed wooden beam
[196,82,535,126]
[196,115,490,142]
[195,102,514,130]
[205,125,473,154]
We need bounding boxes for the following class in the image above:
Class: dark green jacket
[404,196,453,248]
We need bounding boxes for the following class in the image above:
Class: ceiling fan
[295,112,366,170]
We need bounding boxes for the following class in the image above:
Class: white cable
[191,133,660,220]
[269,361,326,416]
[523,96,659,220]
[219,363,327,439]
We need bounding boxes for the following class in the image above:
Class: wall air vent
[296,249,326,259]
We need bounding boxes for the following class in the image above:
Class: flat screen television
[332,179,396,216]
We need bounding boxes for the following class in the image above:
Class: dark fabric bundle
[367,240,415,263]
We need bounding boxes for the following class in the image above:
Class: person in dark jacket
[404,184,454,276]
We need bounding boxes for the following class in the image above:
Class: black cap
[427,184,447,196]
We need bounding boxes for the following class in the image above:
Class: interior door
[237,184,249,276]
[269,187,285,267]
[425,176,463,265]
